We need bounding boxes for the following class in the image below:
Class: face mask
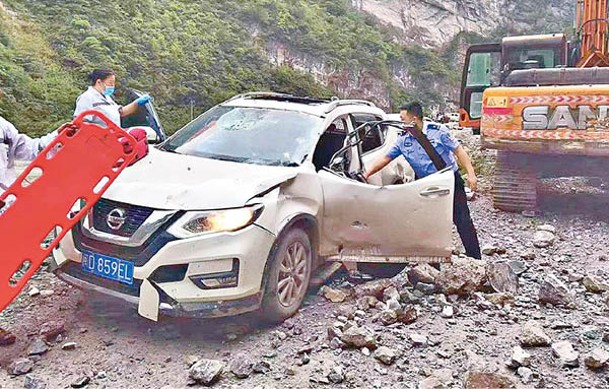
[103,86,115,96]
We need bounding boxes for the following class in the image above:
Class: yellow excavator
[459,0,609,212]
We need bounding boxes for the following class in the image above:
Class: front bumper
[52,224,276,320]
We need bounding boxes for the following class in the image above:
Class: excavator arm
[576,0,609,67]
[0,111,137,312]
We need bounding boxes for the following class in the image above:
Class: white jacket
[0,116,57,192]
[74,86,121,127]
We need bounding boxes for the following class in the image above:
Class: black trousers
[453,172,481,259]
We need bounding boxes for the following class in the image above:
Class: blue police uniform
[385,121,481,259]
[386,122,459,178]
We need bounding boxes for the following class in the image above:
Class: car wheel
[261,228,312,323]
[357,263,407,279]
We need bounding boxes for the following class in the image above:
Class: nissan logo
[107,208,127,231]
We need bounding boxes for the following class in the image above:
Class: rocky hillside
[353,0,575,49]
[0,0,575,136]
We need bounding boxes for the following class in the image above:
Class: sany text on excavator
[459,0,609,212]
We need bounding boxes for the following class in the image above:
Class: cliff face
[353,0,575,49]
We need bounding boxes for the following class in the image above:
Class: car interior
[312,119,348,172]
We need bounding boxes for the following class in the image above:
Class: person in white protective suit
[74,69,151,127]
[0,115,58,346]
[0,116,58,194]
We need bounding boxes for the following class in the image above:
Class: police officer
[363,102,482,259]
[74,69,151,127]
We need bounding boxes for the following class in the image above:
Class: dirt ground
[1,143,609,389]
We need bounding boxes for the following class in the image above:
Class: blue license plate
[81,250,135,286]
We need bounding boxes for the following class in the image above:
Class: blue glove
[135,94,152,106]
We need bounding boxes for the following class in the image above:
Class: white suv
[52,93,455,322]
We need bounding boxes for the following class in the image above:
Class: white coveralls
[0,116,57,193]
[73,86,122,127]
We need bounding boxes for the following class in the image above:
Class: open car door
[318,168,454,263]
[121,89,167,143]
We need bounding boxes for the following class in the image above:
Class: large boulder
[340,326,377,349]
[520,321,552,347]
[354,279,394,299]
[435,258,488,295]
[189,359,224,386]
[538,274,574,307]
[408,264,440,286]
[487,262,519,294]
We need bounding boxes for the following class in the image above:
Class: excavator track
[492,152,538,213]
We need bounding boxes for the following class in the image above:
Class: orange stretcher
[0,111,137,312]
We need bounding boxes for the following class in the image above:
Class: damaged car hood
[102,148,297,210]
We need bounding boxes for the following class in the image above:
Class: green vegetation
[0,0,459,136]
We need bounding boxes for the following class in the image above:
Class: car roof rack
[225,92,329,105]
[323,99,377,114]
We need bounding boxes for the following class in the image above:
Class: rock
[582,275,609,293]
[356,296,379,311]
[584,348,609,369]
[335,305,357,320]
[70,376,90,388]
[517,367,533,384]
[397,305,418,324]
[28,287,41,297]
[327,325,343,340]
[440,305,454,318]
[435,258,488,295]
[386,297,401,311]
[39,290,54,297]
[510,346,531,367]
[410,333,428,347]
[551,341,579,367]
[537,224,556,234]
[361,347,371,356]
[24,375,47,389]
[482,245,498,256]
[327,365,344,384]
[419,377,447,389]
[0,328,16,346]
[520,251,536,261]
[408,264,440,286]
[508,260,528,276]
[485,293,514,307]
[520,321,551,347]
[320,286,347,303]
[39,321,65,342]
[382,286,400,302]
[329,337,345,350]
[185,355,199,367]
[252,361,271,374]
[415,282,437,295]
[354,279,393,299]
[62,342,77,351]
[27,338,48,356]
[379,309,398,326]
[538,274,574,307]
[230,355,253,379]
[189,359,224,385]
[8,358,33,376]
[341,326,377,349]
[374,346,397,365]
[487,262,518,294]
[533,230,555,248]
[464,372,516,389]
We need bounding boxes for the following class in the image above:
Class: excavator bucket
[0,111,137,313]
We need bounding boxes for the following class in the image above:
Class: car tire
[357,262,407,279]
[261,228,312,323]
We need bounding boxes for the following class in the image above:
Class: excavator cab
[459,34,568,133]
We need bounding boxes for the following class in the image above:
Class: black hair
[400,102,424,120]
[88,69,115,86]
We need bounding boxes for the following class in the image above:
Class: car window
[160,106,323,167]
[312,117,348,171]
[350,114,384,154]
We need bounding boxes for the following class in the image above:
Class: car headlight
[167,205,264,239]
